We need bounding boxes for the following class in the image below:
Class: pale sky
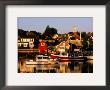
[18,17,93,34]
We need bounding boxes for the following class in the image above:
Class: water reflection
[18,58,93,73]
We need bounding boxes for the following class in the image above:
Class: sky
[18,17,93,34]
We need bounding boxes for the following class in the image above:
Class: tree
[42,25,58,39]
[81,32,88,49]
[18,29,28,37]
[26,31,35,37]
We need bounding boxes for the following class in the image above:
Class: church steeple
[73,26,78,32]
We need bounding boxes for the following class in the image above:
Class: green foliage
[42,25,58,39]
[81,32,89,47]
[81,32,93,48]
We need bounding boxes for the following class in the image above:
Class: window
[18,43,21,47]
[24,43,28,47]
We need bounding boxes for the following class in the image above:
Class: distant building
[68,26,82,46]
[69,39,82,46]
[52,34,58,39]
[18,38,34,48]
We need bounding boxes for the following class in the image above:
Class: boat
[50,53,69,61]
[25,59,37,65]
[36,55,50,65]
[36,55,60,65]
[26,55,59,65]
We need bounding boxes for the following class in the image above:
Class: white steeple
[73,26,78,32]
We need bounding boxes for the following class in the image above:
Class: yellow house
[56,41,70,53]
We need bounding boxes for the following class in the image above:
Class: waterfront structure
[18,38,34,48]
[55,41,70,54]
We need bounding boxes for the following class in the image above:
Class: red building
[38,40,47,54]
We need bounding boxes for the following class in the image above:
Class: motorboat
[36,55,59,65]
[50,53,69,61]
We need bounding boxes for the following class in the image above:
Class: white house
[18,38,34,48]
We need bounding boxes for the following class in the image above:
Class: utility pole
[80,32,81,41]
